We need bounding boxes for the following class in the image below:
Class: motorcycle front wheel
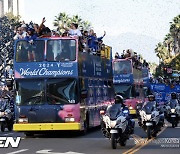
[147,126,151,139]
[172,118,175,128]
[8,123,13,131]
[111,133,117,149]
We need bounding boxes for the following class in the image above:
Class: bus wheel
[82,120,89,134]
[1,123,5,132]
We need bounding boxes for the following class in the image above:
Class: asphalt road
[0,120,179,154]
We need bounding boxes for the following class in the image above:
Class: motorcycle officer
[101,94,134,137]
[138,94,163,126]
[111,94,135,134]
[147,94,164,127]
[170,92,179,104]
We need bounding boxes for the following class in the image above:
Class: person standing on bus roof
[67,23,82,37]
[88,29,106,55]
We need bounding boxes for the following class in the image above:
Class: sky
[19,0,180,63]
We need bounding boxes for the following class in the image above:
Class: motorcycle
[0,98,14,132]
[165,100,180,128]
[138,101,164,139]
[100,105,134,149]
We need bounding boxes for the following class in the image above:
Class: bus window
[47,39,76,62]
[114,60,132,75]
[16,80,44,105]
[47,78,78,104]
[15,40,44,62]
[114,84,132,99]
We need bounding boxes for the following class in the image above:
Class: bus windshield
[114,85,134,99]
[47,39,76,61]
[47,78,78,104]
[114,60,132,75]
[16,78,78,105]
[16,80,44,105]
[16,40,45,62]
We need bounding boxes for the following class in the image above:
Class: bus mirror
[81,90,87,99]
[136,92,140,97]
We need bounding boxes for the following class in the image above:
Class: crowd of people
[13,17,107,56]
[114,49,149,70]
[150,76,180,86]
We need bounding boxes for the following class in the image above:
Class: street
[0,120,179,154]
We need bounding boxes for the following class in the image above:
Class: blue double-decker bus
[13,37,114,135]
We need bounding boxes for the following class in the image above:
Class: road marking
[123,134,142,154]
[36,150,84,154]
[123,125,167,154]
[6,149,29,154]
[129,126,167,154]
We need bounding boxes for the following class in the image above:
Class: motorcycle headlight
[0,112,5,116]
[110,121,116,128]
[171,109,175,113]
[146,114,151,120]
[4,111,8,115]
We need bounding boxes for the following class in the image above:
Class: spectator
[25,27,37,61]
[88,29,106,55]
[21,24,27,36]
[68,23,82,37]
[13,27,26,40]
[38,17,51,37]
[115,52,120,59]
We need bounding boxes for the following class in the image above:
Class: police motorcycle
[100,95,135,149]
[164,93,180,128]
[0,94,14,132]
[138,95,164,139]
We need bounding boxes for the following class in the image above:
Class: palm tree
[163,33,174,58]
[53,12,92,34]
[53,12,70,34]
[155,42,167,61]
[170,15,180,54]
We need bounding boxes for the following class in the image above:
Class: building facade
[0,0,20,17]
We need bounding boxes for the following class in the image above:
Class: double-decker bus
[113,58,143,115]
[13,37,114,135]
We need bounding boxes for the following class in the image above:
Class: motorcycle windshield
[142,102,155,114]
[169,100,178,109]
[106,105,122,120]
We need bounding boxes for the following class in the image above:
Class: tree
[154,14,180,71]
[53,12,92,34]
[154,42,168,62]
[163,33,173,58]
[169,15,180,55]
